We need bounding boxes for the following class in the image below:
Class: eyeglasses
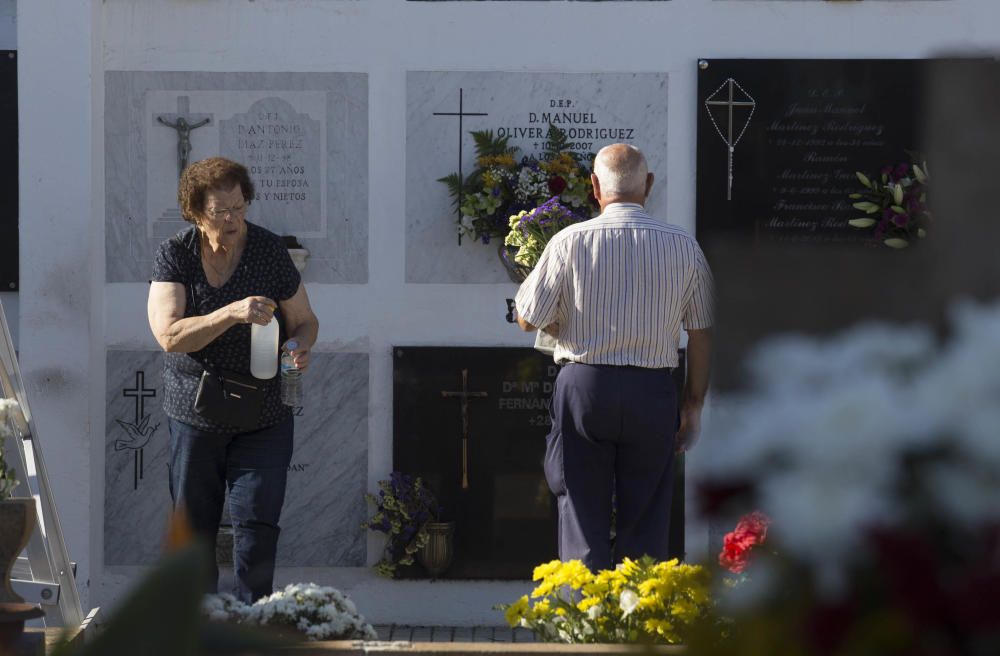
[207,203,248,221]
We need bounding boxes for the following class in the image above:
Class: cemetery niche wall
[104,71,368,284]
[393,347,687,580]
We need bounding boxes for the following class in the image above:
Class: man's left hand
[675,403,702,453]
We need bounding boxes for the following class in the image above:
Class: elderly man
[514,143,713,570]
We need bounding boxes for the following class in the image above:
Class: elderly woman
[147,157,319,602]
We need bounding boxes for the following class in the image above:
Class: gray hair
[593,144,648,196]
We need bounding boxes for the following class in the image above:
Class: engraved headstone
[406,71,669,283]
[219,97,324,238]
[105,71,368,284]
[105,350,368,567]
[696,59,932,247]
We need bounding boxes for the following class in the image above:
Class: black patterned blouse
[152,221,301,432]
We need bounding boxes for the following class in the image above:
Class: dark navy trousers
[544,362,678,571]
[167,415,294,603]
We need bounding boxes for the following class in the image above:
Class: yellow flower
[668,598,700,623]
[532,560,562,582]
[532,599,552,618]
[478,154,515,169]
[644,618,674,637]
[618,558,641,579]
[576,596,600,612]
[503,595,529,627]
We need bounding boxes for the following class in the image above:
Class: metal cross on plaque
[441,368,488,490]
[156,96,213,178]
[434,88,489,245]
[704,77,756,201]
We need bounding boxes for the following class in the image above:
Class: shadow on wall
[708,58,1000,391]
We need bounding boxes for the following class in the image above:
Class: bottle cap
[285,339,299,352]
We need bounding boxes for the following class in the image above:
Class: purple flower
[892,214,910,227]
[894,163,910,180]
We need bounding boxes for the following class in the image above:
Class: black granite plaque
[393,346,686,579]
[0,52,17,291]
[696,59,933,248]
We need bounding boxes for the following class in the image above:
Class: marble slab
[105,350,368,567]
[406,71,669,283]
[105,71,368,284]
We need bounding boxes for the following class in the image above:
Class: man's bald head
[592,144,653,208]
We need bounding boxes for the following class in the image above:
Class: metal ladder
[0,300,84,628]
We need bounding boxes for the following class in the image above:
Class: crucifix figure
[156,96,213,179]
[434,88,488,245]
[441,369,488,490]
[705,78,756,201]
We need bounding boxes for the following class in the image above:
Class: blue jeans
[167,415,294,602]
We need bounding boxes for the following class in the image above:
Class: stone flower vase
[0,498,36,603]
[418,521,455,579]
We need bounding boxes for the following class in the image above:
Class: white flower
[586,604,603,620]
[0,398,20,439]
[203,582,374,641]
[618,589,639,616]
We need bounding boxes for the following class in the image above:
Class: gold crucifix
[441,369,488,489]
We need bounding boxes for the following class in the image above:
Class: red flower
[719,511,770,574]
[548,175,567,195]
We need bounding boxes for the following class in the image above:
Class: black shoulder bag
[193,364,266,430]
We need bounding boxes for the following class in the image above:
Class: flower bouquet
[500,556,712,644]
[848,159,930,248]
[438,124,598,259]
[361,472,442,578]
[503,197,589,355]
[503,196,588,278]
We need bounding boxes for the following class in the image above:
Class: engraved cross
[123,371,156,424]
[434,88,489,245]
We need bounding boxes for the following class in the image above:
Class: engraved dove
[114,414,159,451]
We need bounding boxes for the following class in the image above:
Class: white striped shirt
[515,203,714,368]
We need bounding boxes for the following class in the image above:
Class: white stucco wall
[15,0,1000,626]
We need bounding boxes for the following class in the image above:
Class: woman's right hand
[229,296,277,326]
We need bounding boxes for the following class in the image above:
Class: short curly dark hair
[178,157,255,224]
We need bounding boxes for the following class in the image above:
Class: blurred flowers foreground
[693,297,1000,655]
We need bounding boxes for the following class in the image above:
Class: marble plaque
[105,350,368,567]
[105,72,368,284]
[406,71,669,283]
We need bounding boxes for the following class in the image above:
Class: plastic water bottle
[281,339,303,407]
[250,317,279,379]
